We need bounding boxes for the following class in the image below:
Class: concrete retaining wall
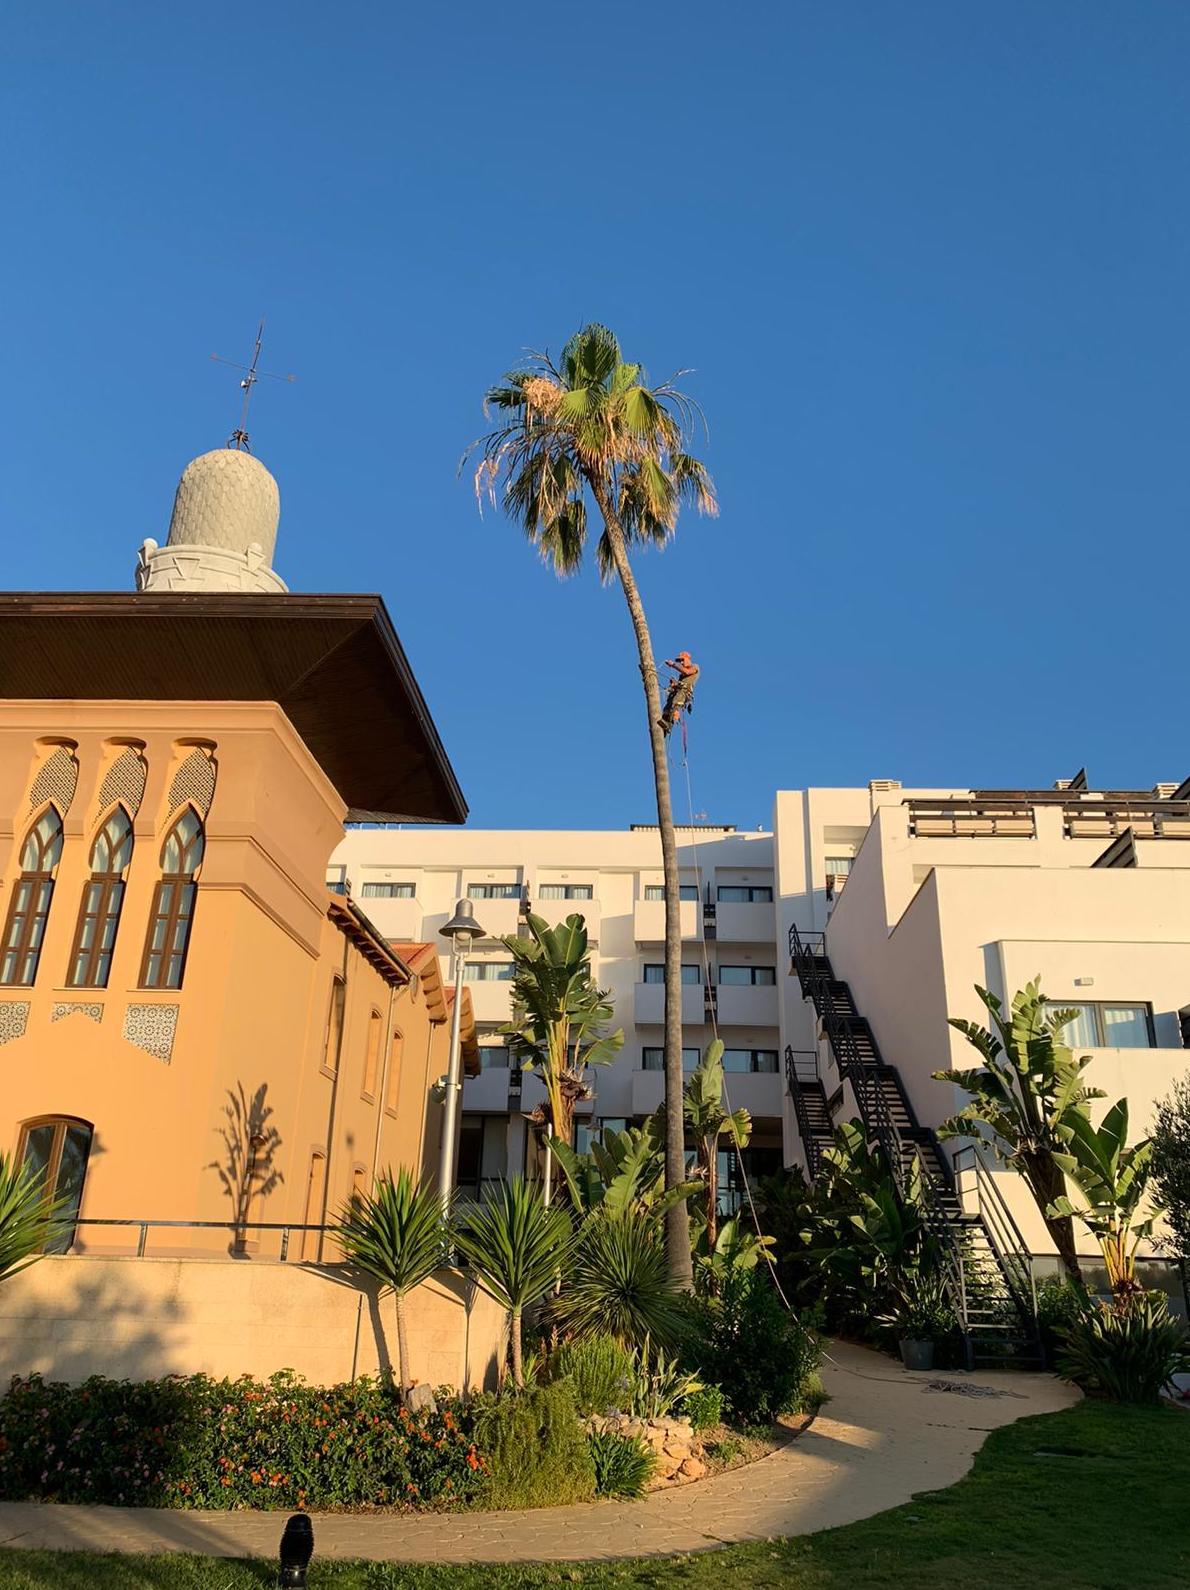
[0,1256,504,1391]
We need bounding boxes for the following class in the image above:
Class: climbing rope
[672,732,928,1387]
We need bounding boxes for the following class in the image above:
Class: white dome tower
[136,447,288,594]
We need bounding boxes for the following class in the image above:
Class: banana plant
[1048,1099,1160,1304]
[549,1117,699,1218]
[934,980,1105,1282]
[500,913,623,1197]
[693,1215,775,1291]
[684,1040,751,1252]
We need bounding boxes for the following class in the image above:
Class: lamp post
[277,1513,314,1587]
[438,899,486,1216]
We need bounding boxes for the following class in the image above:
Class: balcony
[633,982,706,1027]
[714,983,779,1028]
[352,895,423,942]
[633,899,701,943]
[463,978,515,1022]
[713,901,775,941]
[632,1065,782,1120]
[532,900,601,943]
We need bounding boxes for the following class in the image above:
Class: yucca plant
[337,1170,447,1400]
[1056,1293,1190,1404]
[453,1178,572,1386]
[0,1153,66,1283]
[552,1211,685,1349]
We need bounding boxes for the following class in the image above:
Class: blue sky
[2,4,1187,829]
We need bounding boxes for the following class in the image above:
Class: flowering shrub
[0,1371,486,1511]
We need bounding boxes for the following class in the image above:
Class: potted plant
[881,1268,955,1371]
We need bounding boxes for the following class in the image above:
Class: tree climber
[659,651,699,737]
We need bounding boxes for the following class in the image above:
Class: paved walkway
[0,1342,1079,1564]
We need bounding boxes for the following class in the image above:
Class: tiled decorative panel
[98,749,148,815]
[51,1002,104,1025]
[28,746,79,816]
[168,749,216,817]
[0,1002,31,1046]
[122,1003,179,1064]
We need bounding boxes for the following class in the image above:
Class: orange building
[0,447,476,1258]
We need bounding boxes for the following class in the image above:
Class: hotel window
[538,883,594,900]
[1052,1001,1155,1050]
[479,1042,511,1070]
[463,961,515,981]
[323,975,346,1073]
[642,963,701,984]
[0,806,65,987]
[722,1048,779,1073]
[642,1046,701,1071]
[139,807,204,990]
[67,806,134,988]
[362,1009,382,1098]
[17,1116,92,1253]
[467,883,521,900]
[385,1029,404,1112]
[716,885,773,903]
[360,882,415,899]
[825,856,854,875]
[644,884,700,901]
[719,965,776,986]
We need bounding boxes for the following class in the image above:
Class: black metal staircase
[788,926,1042,1369]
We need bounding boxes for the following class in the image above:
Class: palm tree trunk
[705,1134,719,1252]
[395,1289,412,1400]
[510,1307,523,1388]
[585,474,693,1288]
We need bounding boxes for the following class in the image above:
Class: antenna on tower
[210,319,297,452]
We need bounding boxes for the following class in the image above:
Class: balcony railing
[906,799,1036,838]
[70,1218,333,1261]
[1063,799,1190,840]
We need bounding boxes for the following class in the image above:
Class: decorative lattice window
[139,807,205,990]
[98,749,148,816]
[167,749,217,818]
[28,747,79,817]
[67,807,135,989]
[1,806,65,986]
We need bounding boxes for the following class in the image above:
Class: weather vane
[210,319,296,452]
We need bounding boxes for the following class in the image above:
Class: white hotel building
[332,775,1190,1271]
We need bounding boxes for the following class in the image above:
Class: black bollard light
[278,1512,314,1587]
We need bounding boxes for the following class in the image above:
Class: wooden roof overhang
[0,591,467,824]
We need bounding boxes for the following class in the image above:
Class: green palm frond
[452,1178,571,1313]
[549,1211,684,1347]
[336,1169,446,1296]
[0,1154,67,1284]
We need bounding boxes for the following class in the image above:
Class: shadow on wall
[0,1261,182,1388]
[206,1082,283,1256]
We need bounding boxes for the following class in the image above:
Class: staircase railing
[785,1046,829,1177]
[952,1144,1038,1323]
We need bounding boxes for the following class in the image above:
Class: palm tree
[453,1177,572,1386]
[337,1170,447,1400]
[934,981,1104,1283]
[0,1154,66,1284]
[468,324,717,1285]
[684,1040,752,1252]
[501,912,623,1199]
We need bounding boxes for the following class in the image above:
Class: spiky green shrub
[551,1212,684,1348]
[472,1381,595,1508]
[588,1429,655,1498]
[1055,1295,1190,1404]
[550,1334,634,1415]
[0,1154,67,1283]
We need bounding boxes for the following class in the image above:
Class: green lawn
[0,1401,1186,1590]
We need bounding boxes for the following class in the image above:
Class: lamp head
[439,899,485,945]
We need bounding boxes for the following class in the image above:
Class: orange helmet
[677,650,691,662]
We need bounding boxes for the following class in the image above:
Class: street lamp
[438,898,486,1215]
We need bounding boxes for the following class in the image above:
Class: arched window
[67,806,134,988]
[17,1115,93,1253]
[1,806,65,986]
[139,807,204,990]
